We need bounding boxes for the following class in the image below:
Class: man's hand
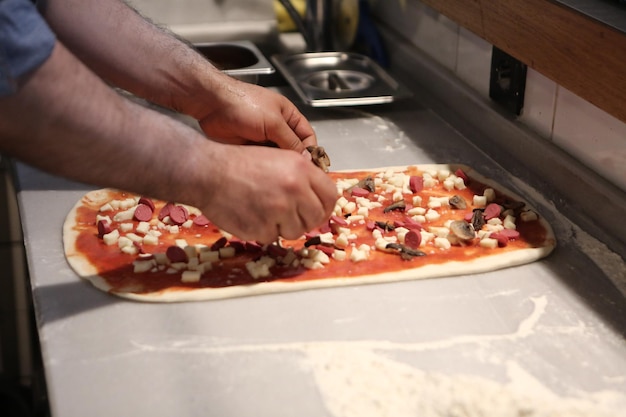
[194,144,337,244]
[195,78,318,154]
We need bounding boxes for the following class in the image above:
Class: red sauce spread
[70,166,552,295]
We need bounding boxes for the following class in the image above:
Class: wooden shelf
[421,0,626,124]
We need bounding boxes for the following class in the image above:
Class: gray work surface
[16,86,626,415]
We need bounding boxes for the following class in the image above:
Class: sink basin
[194,40,275,83]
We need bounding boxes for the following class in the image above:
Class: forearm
[38,0,225,117]
[0,42,224,207]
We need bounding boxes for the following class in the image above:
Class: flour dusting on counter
[304,348,624,417]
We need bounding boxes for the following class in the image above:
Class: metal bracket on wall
[489,46,527,116]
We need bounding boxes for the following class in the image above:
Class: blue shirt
[0,0,56,96]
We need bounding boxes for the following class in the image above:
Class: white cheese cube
[96,214,112,224]
[132,258,156,273]
[392,191,403,202]
[412,215,426,224]
[473,195,487,207]
[119,198,137,210]
[119,222,134,233]
[120,245,138,255]
[357,206,369,217]
[113,206,136,222]
[480,237,498,249]
[186,258,200,270]
[425,208,441,222]
[454,177,467,190]
[245,257,273,279]
[332,250,347,261]
[434,237,452,250]
[412,195,423,206]
[168,225,180,234]
[358,243,371,252]
[347,214,365,224]
[427,198,442,209]
[181,270,202,283]
[428,226,449,238]
[335,233,350,249]
[503,215,517,230]
[375,238,391,251]
[301,259,325,270]
[311,249,330,264]
[423,177,438,188]
[182,219,194,229]
[99,203,114,212]
[125,233,143,243]
[343,201,357,214]
[520,210,538,222]
[198,262,213,273]
[153,253,169,265]
[420,231,435,246]
[219,246,236,259]
[487,217,503,225]
[437,169,451,181]
[477,230,492,239]
[143,234,159,246]
[483,188,496,203]
[135,221,151,235]
[102,229,120,246]
[443,179,455,191]
[349,247,369,263]
[184,245,197,259]
[175,239,188,248]
[198,250,220,262]
[319,232,335,245]
[407,207,426,216]
[336,196,349,208]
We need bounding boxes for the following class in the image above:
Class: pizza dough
[63,164,556,302]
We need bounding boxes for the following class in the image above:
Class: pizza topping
[166,245,188,263]
[483,203,502,220]
[409,175,424,193]
[351,186,373,198]
[385,242,426,260]
[449,220,476,241]
[190,214,208,227]
[168,205,189,225]
[307,146,331,172]
[449,195,467,210]
[133,203,153,222]
[384,200,406,213]
[404,230,422,249]
[97,219,112,238]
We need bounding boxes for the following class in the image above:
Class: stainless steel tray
[271,52,411,107]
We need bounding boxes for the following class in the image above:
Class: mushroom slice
[449,195,467,209]
[307,146,331,172]
[470,209,486,232]
[383,200,406,213]
[385,242,427,260]
[357,176,376,192]
[449,220,476,241]
[375,221,395,231]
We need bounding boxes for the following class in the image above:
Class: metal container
[194,40,275,84]
[272,51,411,106]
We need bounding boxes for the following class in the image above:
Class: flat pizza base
[63,164,556,302]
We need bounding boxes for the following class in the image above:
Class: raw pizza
[63,164,556,302]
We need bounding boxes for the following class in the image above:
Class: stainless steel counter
[15,44,626,416]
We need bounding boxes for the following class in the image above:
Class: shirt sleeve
[0,0,56,96]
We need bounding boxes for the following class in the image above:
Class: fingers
[267,99,318,152]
